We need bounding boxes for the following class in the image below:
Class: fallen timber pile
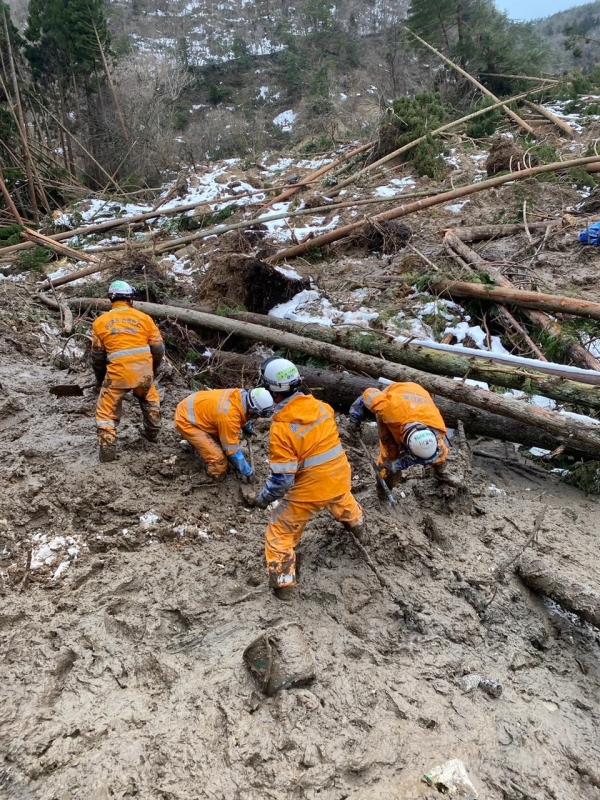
[41,295,600,456]
[197,350,593,457]
[270,155,600,262]
[230,311,600,411]
[443,231,600,372]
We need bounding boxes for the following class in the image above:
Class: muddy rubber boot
[140,401,161,442]
[344,521,367,544]
[269,570,297,601]
[99,442,116,463]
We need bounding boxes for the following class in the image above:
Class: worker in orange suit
[245,358,364,600]
[349,381,451,495]
[174,386,274,481]
[91,280,165,463]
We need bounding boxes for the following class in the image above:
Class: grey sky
[496,0,591,21]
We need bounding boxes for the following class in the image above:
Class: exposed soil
[1,282,600,800]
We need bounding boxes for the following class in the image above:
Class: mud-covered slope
[1,283,600,800]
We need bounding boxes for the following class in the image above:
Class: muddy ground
[1,280,600,800]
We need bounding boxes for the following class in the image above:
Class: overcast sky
[496,0,590,21]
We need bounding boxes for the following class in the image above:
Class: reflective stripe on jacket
[268,392,351,502]
[362,382,447,436]
[92,302,163,388]
[175,388,248,457]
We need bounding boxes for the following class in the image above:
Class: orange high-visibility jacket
[92,302,163,388]
[177,388,249,458]
[363,382,447,434]
[268,393,351,502]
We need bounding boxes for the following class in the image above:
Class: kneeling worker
[92,280,165,462]
[174,386,274,481]
[350,381,450,493]
[246,358,364,600]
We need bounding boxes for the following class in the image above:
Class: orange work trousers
[174,414,228,479]
[265,492,363,587]
[96,379,160,446]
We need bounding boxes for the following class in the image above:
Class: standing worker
[174,386,274,482]
[92,280,165,463]
[245,358,364,600]
[349,381,451,494]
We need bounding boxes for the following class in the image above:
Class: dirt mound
[197,254,309,313]
[349,220,412,254]
[486,138,539,176]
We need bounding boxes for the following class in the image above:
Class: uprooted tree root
[195,254,310,314]
[347,220,412,255]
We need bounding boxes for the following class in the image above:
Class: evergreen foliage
[375,93,448,178]
[408,0,546,94]
[24,0,110,88]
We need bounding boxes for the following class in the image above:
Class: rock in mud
[423,758,478,798]
[243,622,315,696]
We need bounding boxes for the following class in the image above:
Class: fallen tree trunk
[328,86,550,197]
[431,280,600,321]
[23,227,101,265]
[448,221,559,242]
[48,296,600,455]
[522,101,576,138]
[231,311,600,411]
[271,155,600,262]
[42,258,117,289]
[200,350,591,456]
[0,176,352,261]
[444,231,600,372]
[261,141,374,210]
[518,556,600,628]
[404,27,536,136]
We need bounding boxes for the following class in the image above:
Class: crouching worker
[92,280,165,463]
[349,382,451,495]
[245,358,364,600]
[174,387,274,481]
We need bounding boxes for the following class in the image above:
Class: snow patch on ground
[30,532,83,580]
[273,110,297,131]
[374,177,417,198]
[270,289,378,328]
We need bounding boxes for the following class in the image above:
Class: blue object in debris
[579,220,600,245]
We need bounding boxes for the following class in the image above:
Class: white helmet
[108,280,135,301]
[260,357,301,393]
[405,425,439,461]
[247,387,275,417]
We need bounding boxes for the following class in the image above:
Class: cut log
[271,155,600,262]
[431,280,600,321]
[192,350,593,456]
[231,311,600,411]
[518,555,600,628]
[404,27,536,136]
[444,231,600,372]
[46,296,600,455]
[448,221,559,242]
[522,101,575,138]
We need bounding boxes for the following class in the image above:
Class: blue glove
[230,451,254,481]
[242,421,255,438]
[349,397,365,425]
